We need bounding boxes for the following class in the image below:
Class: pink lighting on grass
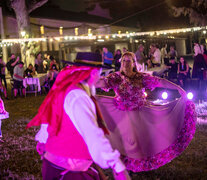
[187,92,194,100]
[162,92,168,100]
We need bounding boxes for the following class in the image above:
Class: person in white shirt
[161,44,168,64]
[27,52,130,180]
[152,44,161,66]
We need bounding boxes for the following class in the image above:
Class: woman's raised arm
[158,78,186,97]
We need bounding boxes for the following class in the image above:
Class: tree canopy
[172,0,207,26]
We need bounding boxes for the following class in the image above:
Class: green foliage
[172,0,207,26]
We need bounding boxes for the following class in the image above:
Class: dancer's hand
[36,142,45,158]
[113,169,131,180]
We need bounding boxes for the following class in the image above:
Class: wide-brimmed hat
[62,52,112,69]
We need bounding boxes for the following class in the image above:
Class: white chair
[24,78,38,97]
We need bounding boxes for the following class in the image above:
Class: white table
[23,74,47,92]
[0,112,9,138]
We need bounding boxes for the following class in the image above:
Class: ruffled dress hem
[122,100,196,172]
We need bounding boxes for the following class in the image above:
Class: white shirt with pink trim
[35,84,125,173]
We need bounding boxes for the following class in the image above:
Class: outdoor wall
[30,17,138,37]
[175,39,186,56]
[115,43,129,53]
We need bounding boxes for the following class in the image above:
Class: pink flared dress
[96,72,196,172]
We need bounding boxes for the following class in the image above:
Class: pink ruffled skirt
[96,96,196,172]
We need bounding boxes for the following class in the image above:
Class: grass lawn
[0,94,207,180]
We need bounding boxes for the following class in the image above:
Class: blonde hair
[120,52,138,73]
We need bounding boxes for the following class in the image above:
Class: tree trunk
[12,0,30,33]
[11,0,30,66]
[10,0,48,67]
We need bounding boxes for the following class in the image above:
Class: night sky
[49,0,192,29]
[51,0,86,12]
[0,0,193,30]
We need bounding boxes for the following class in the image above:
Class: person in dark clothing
[192,42,207,80]
[6,54,19,78]
[0,56,7,90]
[166,57,178,80]
[114,49,122,71]
[178,57,189,87]
[168,46,177,59]
[24,64,35,77]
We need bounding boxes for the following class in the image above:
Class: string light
[59,27,63,35]
[40,26,44,35]
[75,28,79,36]
[88,28,92,35]
[64,36,68,40]
[97,39,104,42]
[0,25,206,47]
[55,37,60,41]
[20,31,26,37]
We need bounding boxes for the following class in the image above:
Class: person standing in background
[6,54,19,78]
[0,56,7,90]
[135,44,146,65]
[161,44,168,64]
[122,47,128,54]
[103,47,114,67]
[35,53,44,73]
[192,41,207,79]
[114,49,122,71]
[152,45,161,67]
[13,62,25,98]
[168,46,178,60]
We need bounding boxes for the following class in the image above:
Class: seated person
[166,57,178,80]
[49,56,59,71]
[178,57,189,87]
[44,62,59,92]
[24,64,35,77]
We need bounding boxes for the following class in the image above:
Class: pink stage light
[162,92,168,99]
[144,92,147,97]
[187,92,194,100]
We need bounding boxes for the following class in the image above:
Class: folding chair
[24,78,38,97]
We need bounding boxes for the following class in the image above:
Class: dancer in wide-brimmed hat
[27,52,130,180]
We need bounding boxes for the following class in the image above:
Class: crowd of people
[26,51,196,179]
[0,53,60,99]
[0,40,206,100]
[97,42,207,89]
[0,45,199,179]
